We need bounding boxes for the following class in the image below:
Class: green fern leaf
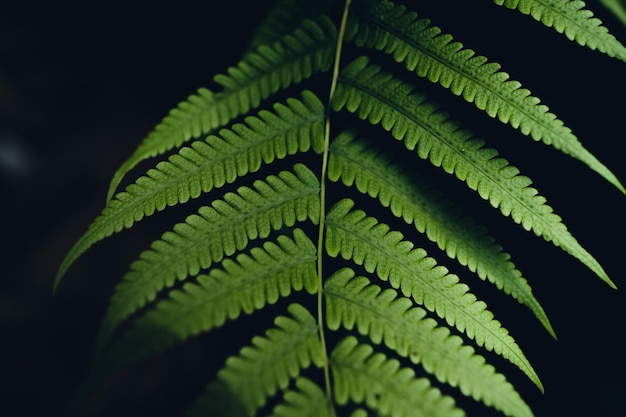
[331,336,465,417]
[334,57,615,288]
[494,0,626,61]
[245,0,335,51]
[213,17,336,116]
[268,378,331,417]
[325,199,541,390]
[55,91,325,290]
[325,268,533,417]
[55,1,625,415]
[329,129,555,337]
[106,16,337,201]
[105,87,220,203]
[347,0,625,193]
[94,165,320,354]
[187,304,324,417]
[92,229,317,366]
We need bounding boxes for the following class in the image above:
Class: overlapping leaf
[93,230,317,363]
[55,92,325,290]
[494,0,626,61]
[347,0,624,193]
[245,0,336,52]
[94,165,320,353]
[56,1,625,416]
[333,57,615,288]
[328,129,554,336]
[187,304,324,417]
[325,268,533,417]
[331,337,464,417]
[106,16,337,201]
[325,199,542,390]
[267,378,330,417]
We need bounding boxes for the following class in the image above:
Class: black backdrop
[2,1,625,416]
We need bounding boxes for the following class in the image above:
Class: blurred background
[1,1,271,415]
[2,1,625,416]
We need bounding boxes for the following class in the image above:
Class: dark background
[2,1,625,416]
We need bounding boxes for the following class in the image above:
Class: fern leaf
[92,229,317,367]
[106,87,220,203]
[106,16,337,201]
[325,268,533,417]
[331,336,465,417]
[329,129,555,337]
[347,0,625,193]
[94,165,320,354]
[245,0,335,51]
[494,0,626,61]
[186,304,324,417]
[212,17,336,117]
[325,199,542,390]
[55,91,325,290]
[268,378,331,417]
[334,57,615,288]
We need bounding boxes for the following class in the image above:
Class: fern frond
[328,129,555,337]
[325,268,533,417]
[94,165,320,354]
[268,378,331,417]
[187,304,324,417]
[325,199,542,390]
[331,336,465,417]
[213,17,336,119]
[334,57,615,288]
[105,87,220,203]
[106,16,337,201]
[347,0,625,193]
[494,0,626,61]
[92,229,317,367]
[245,0,335,51]
[55,91,325,290]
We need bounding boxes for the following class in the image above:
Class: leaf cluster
[56,1,624,416]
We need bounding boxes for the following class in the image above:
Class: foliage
[57,0,625,416]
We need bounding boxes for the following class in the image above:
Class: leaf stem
[317,0,352,414]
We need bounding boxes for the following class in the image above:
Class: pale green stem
[317,0,352,414]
